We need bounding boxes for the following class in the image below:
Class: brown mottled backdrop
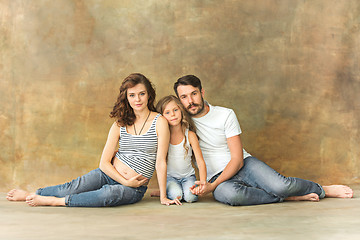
[1,0,359,191]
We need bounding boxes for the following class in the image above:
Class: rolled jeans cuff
[318,184,326,199]
[65,195,71,206]
[35,188,43,195]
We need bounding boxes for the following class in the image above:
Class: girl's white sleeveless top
[167,129,195,178]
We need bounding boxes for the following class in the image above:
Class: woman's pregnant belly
[113,157,149,185]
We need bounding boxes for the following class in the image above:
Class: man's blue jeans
[167,174,198,203]
[210,157,325,206]
[36,168,147,207]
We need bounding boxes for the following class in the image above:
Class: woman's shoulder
[155,114,170,137]
[151,112,167,128]
[111,121,121,129]
[155,114,167,126]
[108,121,121,138]
[148,111,161,124]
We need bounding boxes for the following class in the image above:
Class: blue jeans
[36,168,147,207]
[211,157,325,206]
[167,174,198,203]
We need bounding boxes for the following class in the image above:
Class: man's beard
[187,97,205,116]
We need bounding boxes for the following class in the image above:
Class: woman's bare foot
[286,193,320,202]
[323,185,354,198]
[6,189,32,201]
[26,194,66,207]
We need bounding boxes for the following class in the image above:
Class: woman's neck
[134,109,151,122]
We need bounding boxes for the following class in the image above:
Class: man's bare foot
[323,185,354,198]
[6,189,32,201]
[26,194,66,207]
[286,193,319,202]
[150,190,160,197]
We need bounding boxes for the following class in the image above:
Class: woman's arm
[188,131,207,184]
[155,116,181,206]
[99,122,146,187]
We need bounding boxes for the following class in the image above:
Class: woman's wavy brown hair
[110,73,156,126]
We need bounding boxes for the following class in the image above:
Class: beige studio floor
[1,185,360,240]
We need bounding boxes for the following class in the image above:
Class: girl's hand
[189,181,206,195]
[161,196,182,206]
[125,174,149,188]
[190,185,202,195]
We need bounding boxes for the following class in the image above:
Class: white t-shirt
[167,129,195,178]
[192,103,251,180]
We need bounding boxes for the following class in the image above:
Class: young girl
[7,73,180,207]
[155,95,207,203]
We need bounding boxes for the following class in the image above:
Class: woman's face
[127,83,149,112]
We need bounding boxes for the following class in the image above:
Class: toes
[7,189,15,197]
[6,190,16,201]
[343,187,353,198]
[25,195,36,206]
[346,192,354,198]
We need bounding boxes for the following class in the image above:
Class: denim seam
[65,195,71,206]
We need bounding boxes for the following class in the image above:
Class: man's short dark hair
[174,75,202,97]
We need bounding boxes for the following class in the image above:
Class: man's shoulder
[210,104,235,115]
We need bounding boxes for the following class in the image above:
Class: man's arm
[211,134,244,187]
[191,134,244,195]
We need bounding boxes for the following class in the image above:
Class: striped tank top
[115,114,160,179]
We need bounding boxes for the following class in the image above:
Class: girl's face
[162,100,182,127]
[127,83,149,112]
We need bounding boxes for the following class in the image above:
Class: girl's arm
[188,130,207,184]
[99,122,147,187]
[155,116,181,206]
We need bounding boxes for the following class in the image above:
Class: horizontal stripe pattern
[115,114,160,179]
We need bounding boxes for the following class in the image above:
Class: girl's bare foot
[26,194,66,207]
[150,190,160,197]
[323,185,354,198]
[286,193,320,202]
[6,189,32,201]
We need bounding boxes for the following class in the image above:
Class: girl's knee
[167,183,183,201]
[183,191,198,203]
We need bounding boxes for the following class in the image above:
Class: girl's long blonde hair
[156,95,196,158]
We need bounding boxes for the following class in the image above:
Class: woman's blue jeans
[36,168,147,207]
[167,174,198,203]
[211,157,325,206]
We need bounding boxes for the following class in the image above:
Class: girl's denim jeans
[210,157,325,206]
[167,174,198,203]
[36,168,147,207]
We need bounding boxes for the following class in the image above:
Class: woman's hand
[125,174,149,188]
[161,196,182,206]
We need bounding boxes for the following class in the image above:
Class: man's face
[176,84,205,117]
